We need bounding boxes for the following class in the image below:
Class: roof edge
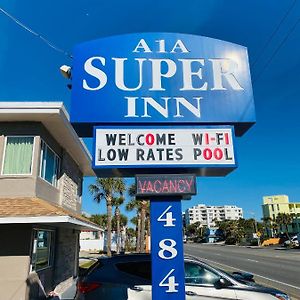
[0,215,101,231]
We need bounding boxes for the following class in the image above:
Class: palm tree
[89,214,107,228]
[200,225,208,239]
[129,215,140,252]
[230,220,245,244]
[89,178,125,256]
[276,213,294,241]
[111,213,128,253]
[262,217,272,237]
[126,199,141,252]
[139,201,148,252]
[144,201,151,252]
[111,213,128,230]
[112,196,125,254]
[130,216,138,227]
[218,220,245,245]
[125,227,136,251]
[127,184,148,253]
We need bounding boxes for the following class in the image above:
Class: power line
[251,0,297,68]
[0,6,72,59]
[253,16,300,84]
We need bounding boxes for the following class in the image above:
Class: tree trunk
[147,216,151,238]
[140,202,146,252]
[124,227,130,252]
[122,226,126,253]
[265,222,270,238]
[106,197,112,257]
[271,223,275,237]
[136,212,141,253]
[116,207,121,254]
[147,214,151,251]
[286,224,291,241]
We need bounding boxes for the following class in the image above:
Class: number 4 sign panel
[150,199,185,300]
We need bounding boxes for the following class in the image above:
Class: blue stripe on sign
[150,198,185,300]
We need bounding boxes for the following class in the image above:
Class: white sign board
[93,127,236,169]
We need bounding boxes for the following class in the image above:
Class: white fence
[80,231,126,252]
[80,239,104,252]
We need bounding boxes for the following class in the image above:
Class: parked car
[74,253,290,300]
[283,235,299,248]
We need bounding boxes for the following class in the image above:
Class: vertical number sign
[151,199,185,300]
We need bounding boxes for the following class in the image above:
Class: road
[185,243,300,299]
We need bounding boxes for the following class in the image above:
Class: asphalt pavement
[185,243,300,300]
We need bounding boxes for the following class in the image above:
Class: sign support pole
[150,197,186,300]
[70,31,255,300]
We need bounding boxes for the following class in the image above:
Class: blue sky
[1,0,300,222]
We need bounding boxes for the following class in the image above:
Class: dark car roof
[98,253,150,263]
[82,253,285,296]
[83,253,152,286]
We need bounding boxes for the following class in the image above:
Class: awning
[0,197,101,231]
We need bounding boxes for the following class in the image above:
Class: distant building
[80,230,105,252]
[185,204,243,227]
[203,227,224,243]
[80,230,103,240]
[262,195,300,234]
[80,230,128,253]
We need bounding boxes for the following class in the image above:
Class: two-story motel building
[0,102,100,300]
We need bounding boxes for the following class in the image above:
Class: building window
[2,136,34,175]
[31,229,54,271]
[39,140,60,187]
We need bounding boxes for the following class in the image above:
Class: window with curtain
[39,140,60,187]
[2,136,34,175]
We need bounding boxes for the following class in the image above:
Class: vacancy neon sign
[136,174,196,196]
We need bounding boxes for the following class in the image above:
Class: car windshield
[184,262,221,285]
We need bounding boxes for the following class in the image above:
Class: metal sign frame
[92,125,237,177]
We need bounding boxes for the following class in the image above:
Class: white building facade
[185,204,243,227]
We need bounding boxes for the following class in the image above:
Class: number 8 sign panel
[150,199,185,300]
